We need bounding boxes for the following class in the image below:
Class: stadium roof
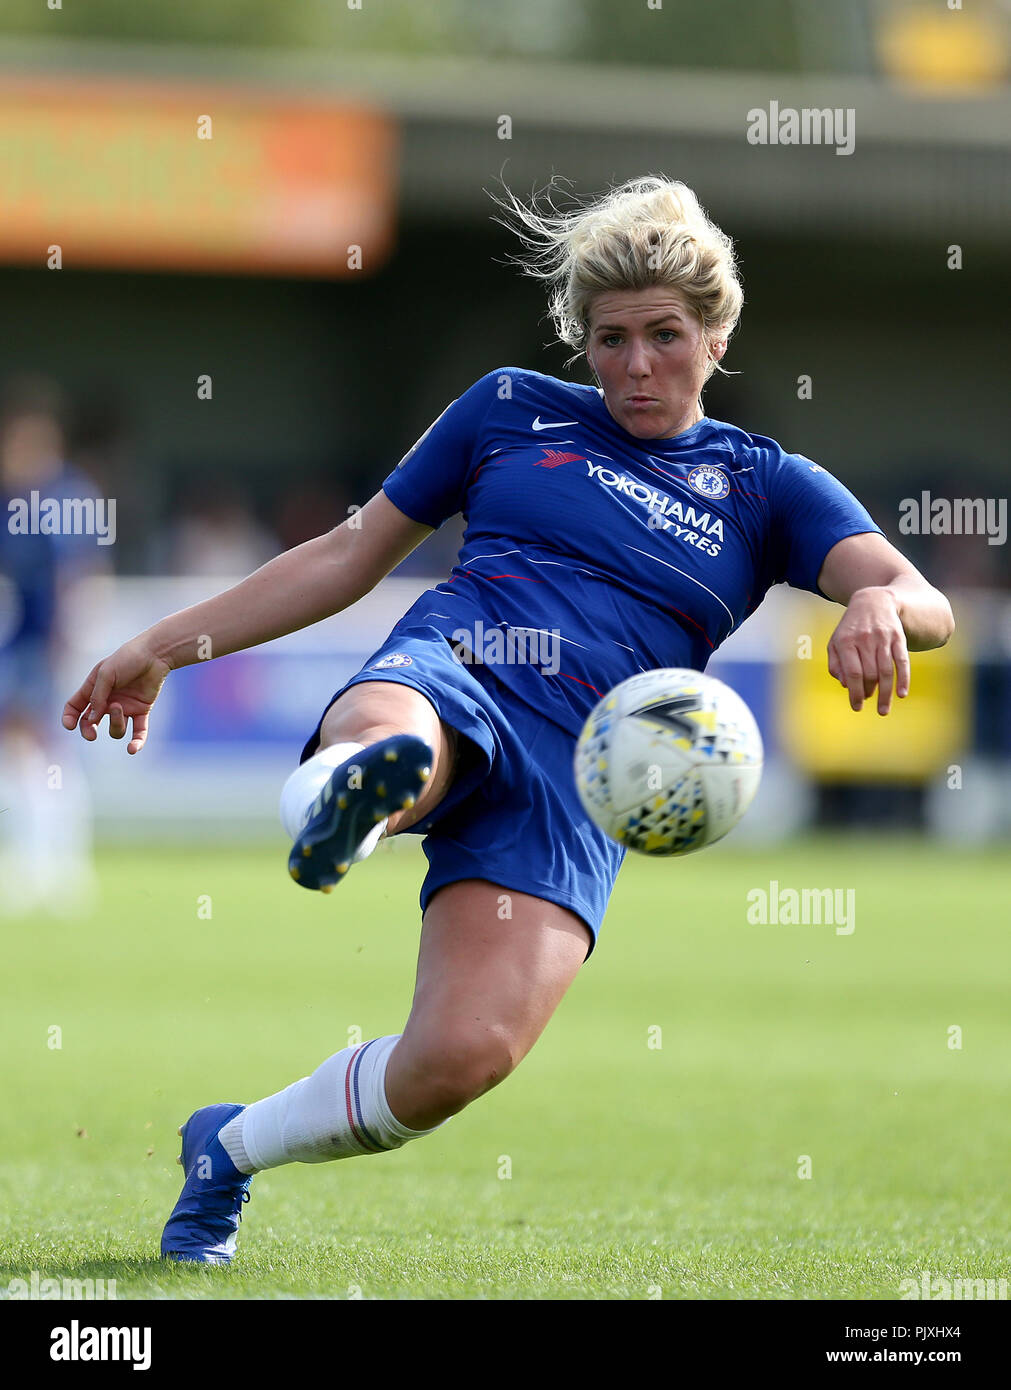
[1,37,1008,238]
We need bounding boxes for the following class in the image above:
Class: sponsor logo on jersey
[584,460,724,555]
[370,653,413,669]
[687,465,730,500]
[531,416,578,430]
[535,449,584,469]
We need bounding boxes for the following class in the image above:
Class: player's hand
[62,640,173,754]
[826,586,910,715]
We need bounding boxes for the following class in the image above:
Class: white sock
[279,740,387,862]
[217,1035,440,1173]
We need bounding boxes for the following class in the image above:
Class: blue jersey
[0,499,57,645]
[382,367,883,738]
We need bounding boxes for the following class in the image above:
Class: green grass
[1,835,1008,1300]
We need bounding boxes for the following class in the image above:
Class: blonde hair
[492,175,743,378]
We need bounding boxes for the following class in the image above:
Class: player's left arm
[817,531,955,715]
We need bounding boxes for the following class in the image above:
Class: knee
[319,703,397,751]
[400,1024,521,1117]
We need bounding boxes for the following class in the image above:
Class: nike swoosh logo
[532,416,578,431]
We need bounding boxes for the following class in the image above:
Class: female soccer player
[63,178,954,1264]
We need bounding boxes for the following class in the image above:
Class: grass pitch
[1,834,1008,1300]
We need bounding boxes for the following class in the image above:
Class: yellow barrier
[776,597,970,782]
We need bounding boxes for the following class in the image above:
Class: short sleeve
[381,371,499,529]
[764,450,884,596]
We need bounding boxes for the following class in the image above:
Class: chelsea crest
[687,465,730,500]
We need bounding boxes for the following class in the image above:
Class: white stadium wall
[51,576,1011,845]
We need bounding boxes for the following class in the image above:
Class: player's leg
[161,882,589,1262]
[385,879,590,1127]
[317,681,460,835]
[279,681,462,890]
[226,878,588,1162]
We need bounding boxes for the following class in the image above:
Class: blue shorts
[298,625,625,954]
[0,639,52,726]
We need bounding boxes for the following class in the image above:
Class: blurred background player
[0,375,105,914]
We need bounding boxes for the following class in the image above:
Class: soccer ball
[573,668,764,856]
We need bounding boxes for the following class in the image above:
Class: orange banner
[0,77,397,276]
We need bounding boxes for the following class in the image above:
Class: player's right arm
[62,491,432,754]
